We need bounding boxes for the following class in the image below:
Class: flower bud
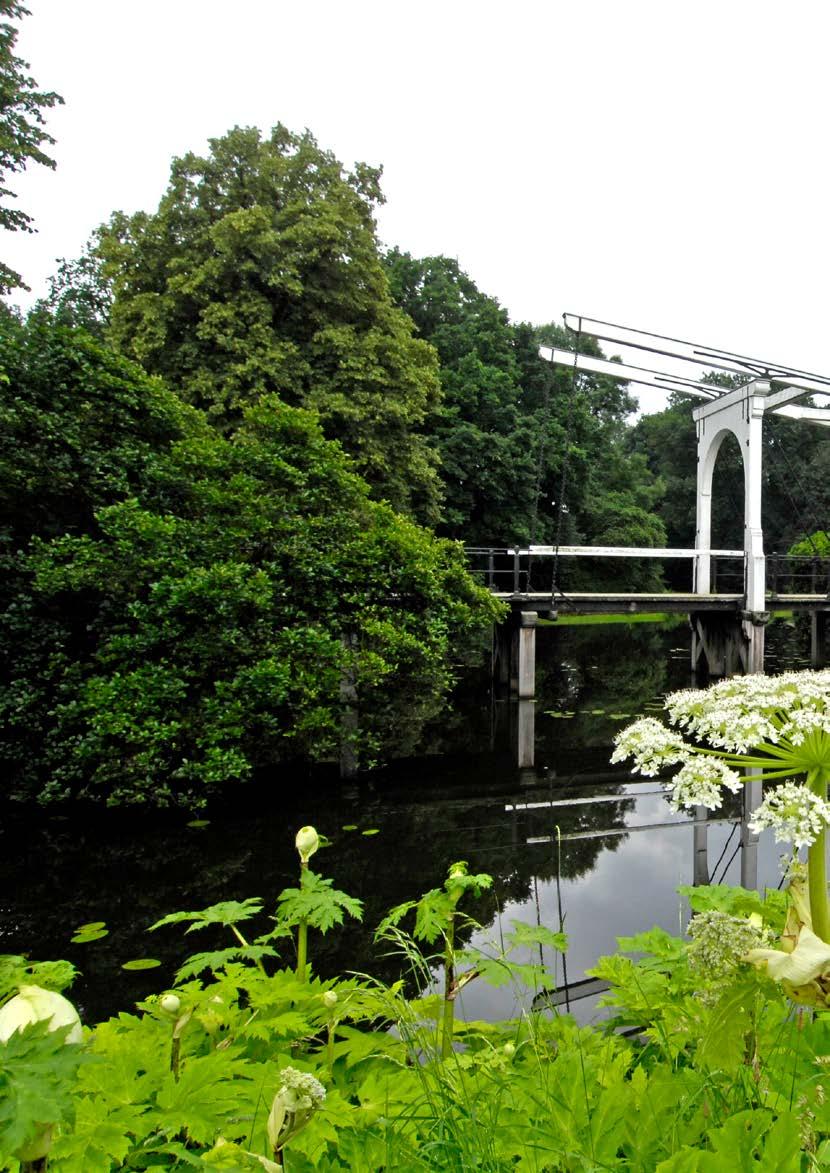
[160,993,181,1016]
[322,990,338,1009]
[502,1041,516,1058]
[295,825,319,863]
[0,986,82,1160]
[0,985,82,1046]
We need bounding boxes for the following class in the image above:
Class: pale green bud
[0,986,82,1160]
[160,993,181,1016]
[322,990,338,1009]
[0,985,82,1045]
[295,825,319,863]
[502,1041,516,1058]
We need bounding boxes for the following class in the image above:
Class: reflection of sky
[455,799,784,1026]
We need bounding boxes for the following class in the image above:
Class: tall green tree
[95,125,442,523]
[0,1,62,292]
[0,317,498,807]
[384,252,666,585]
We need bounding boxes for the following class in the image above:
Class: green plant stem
[326,1022,335,1072]
[296,858,309,981]
[808,768,830,944]
[296,918,308,982]
[441,912,456,1060]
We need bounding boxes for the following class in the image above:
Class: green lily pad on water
[362,828,380,836]
[72,927,109,944]
[122,958,162,971]
[342,824,358,831]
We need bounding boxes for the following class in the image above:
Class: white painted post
[743,382,768,615]
[694,417,713,595]
[517,611,537,700]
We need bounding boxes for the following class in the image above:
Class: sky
[6,0,830,412]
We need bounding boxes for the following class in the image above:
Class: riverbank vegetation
[1,826,828,1171]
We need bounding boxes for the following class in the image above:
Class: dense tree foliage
[0,317,499,808]
[0,1,62,292]
[384,252,666,587]
[94,126,442,523]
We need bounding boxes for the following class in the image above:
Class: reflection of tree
[538,621,683,758]
[0,623,680,1019]
[0,771,634,1019]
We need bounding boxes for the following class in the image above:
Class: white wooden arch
[694,379,767,613]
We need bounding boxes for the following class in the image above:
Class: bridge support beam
[513,611,537,699]
[493,610,537,766]
[691,610,768,680]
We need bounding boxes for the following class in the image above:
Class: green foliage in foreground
[4,861,830,1171]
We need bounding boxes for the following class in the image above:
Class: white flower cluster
[668,756,743,812]
[687,910,773,981]
[278,1066,326,1112]
[611,718,691,775]
[749,782,830,849]
[666,671,830,754]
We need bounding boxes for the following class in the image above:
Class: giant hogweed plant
[5,833,830,1167]
[613,668,830,1004]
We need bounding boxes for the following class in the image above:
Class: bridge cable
[549,318,584,607]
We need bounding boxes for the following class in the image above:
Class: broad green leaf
[150,897,264,934]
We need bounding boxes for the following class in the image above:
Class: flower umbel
[687,910,773,982]
[668,756,742,812]
[611,718,691,775]
[266,1066,326,1160]
[749,782,830,849]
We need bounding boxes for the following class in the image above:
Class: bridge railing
[767,554,830,597]
[465,547,830,598]
[465,546,746,595]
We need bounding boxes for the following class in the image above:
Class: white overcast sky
[5,0,830,412]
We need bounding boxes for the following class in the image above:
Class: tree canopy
[0,317,499,808]
[95,125,443,523]
[0,1,63,293]
[384,251,666,585]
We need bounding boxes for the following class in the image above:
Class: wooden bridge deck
[494,592,830,616]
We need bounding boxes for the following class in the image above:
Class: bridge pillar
[740,771,763,891]
[514,611,537,699]
[690,610,769,680]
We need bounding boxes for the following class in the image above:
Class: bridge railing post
[769,554,779,598]
[513,547,520,594]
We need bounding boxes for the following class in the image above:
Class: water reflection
[0,616,814,1023]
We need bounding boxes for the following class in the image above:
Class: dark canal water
[0,614,815,1026]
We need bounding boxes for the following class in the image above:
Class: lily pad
[342,824,358,831]
[122,958,162,971]
[71,927,109,944]
[361,828,380,836]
